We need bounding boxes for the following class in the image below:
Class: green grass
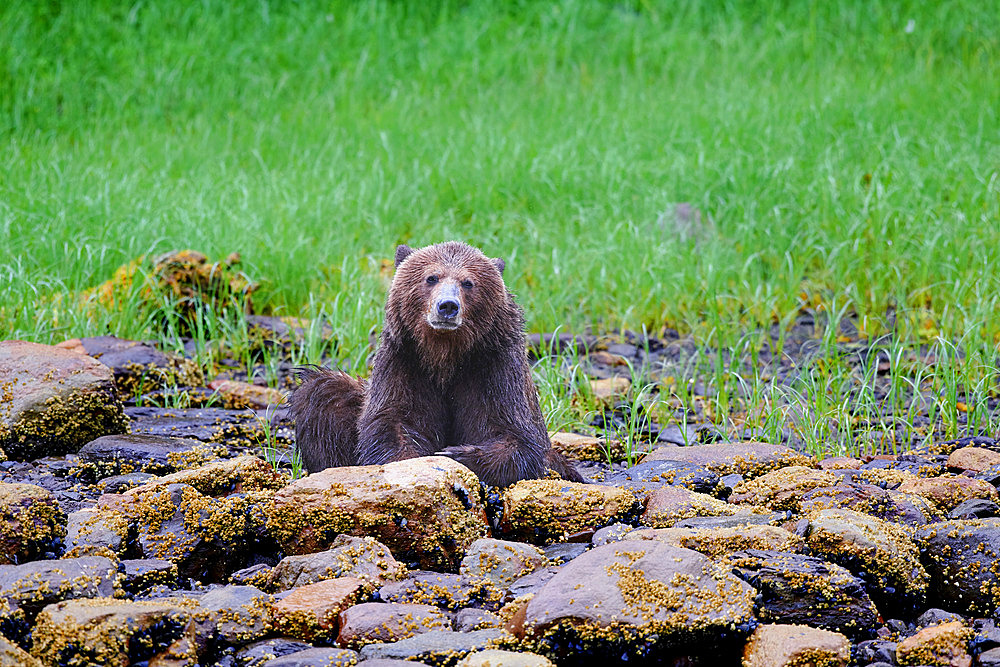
[2,0,999,457]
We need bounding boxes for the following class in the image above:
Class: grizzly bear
[290,241,582,486]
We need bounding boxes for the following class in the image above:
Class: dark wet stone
[980,647,1000,667]
[358,628,505,664]
[656,423,700,446]
[124,406,282,447]
[916,607,966,627]
[673,513,785,530]
[233,638,314,667]
[542,543,588,564]
[728,549,878,638]
[96,471,157,493]
[948,497,1000,520]
[378,572,477,610]
[78,433,216,479]
[853,639,898,665]
[57,335,203,398]
[197,584,271,645]
[914,518,1000,614]
[260,647,360,666]
[598,459,722,495]
[859,456,945,480]
[505,565,561,602]
[120,559,178,596]
[0,556,117,618]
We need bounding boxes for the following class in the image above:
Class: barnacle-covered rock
[0,482,66,564]
[730,466,839,512]
[336,601,452,648]
[267,534,405,592]
[914,518,1000,615]
[644,442,814,479]
[742,623,850,667]
[266,457,489,570]
[0,340,127,460]
[269,577,367,642]
[499,480,641,544]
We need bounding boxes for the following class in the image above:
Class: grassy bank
[1,1,999,454]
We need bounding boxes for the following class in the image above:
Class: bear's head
[388,242,516,361]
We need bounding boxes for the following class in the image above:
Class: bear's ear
[394,245,414,268]
[491,257,505,275]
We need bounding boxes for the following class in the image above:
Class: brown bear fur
[290,241,582,486]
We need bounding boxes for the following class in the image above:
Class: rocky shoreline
[3,333,1000,666]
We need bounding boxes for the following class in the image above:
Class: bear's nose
[436,299,460,320]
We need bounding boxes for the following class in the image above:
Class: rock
[63,507,129,558]
[358,628,505,664]
[267,457,488,570]
[126,454,285,496]
[127,482,273,582]
[980,647,1000,667]
[898,475,999,512]
[96,472,156,493]
[77,433,223,480]
[542,543,587,564]
[519,541,756,658]
[802,509,928,615]
[32,597,199,667]
[914,518,1000,614]
[0,482,66,564]
[0,340,128,460]
[742,623,850,667]
[267,534,405,592]
[499,479,641,544]
[622,524,803,557]
[799,482,940,526]
[505,566,561,602]
[591,523,633,547]
[269,576,367,642]
[337,602,452,648]
[0,556,117,619]
[195,584,271,645]
[599,458,722,495]
[549,432,613,463]
[588,377,631,402]
[259,647,361,666]
[460,538,546,606]
[818,457,863,470]
[120,559,178,596]
[232,638,314,666]
[644,442,814,479]
[948,497,999,520]
[641,485,749,527]
[895,620,972,667]
[917,608,966,628]
[854,639,898,665]
[208,379,287,410]
[125,406,283,447]
[379,572,478,610]
[457,649,555,666]
[730,466,840,511]
[728,550,878,637]
[0,636,42,667]
[455,608,503,632]
[55,336,202,398]
[948,447,1000,473]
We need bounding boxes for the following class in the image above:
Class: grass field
[2,1,999,455]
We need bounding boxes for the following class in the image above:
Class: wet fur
[290,241,583,486]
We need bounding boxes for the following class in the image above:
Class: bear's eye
[461,280,474,289]
[425,275,438,285]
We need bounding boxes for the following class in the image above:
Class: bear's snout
[428,281,463,330]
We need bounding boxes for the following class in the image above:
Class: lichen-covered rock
[728,549,879,637]
[379,572,478,610]
[641,486,753,528]
[126,454,285,496]
[499,480,641,544]
[0,636,42,667]
[194,584,272,645]
[518,541,756,659]
[267,534,405,592]
[644,442,814,479]
[0,340,128,460]
[730,466,840,512]
[32,597,199,667]
[77,433,224,480]
[55,336,203,399]
[459,538,546,606]
[336,602,452,648]
[898,475,999,512]
[622,524,804,559]
[269,577,367,642]
[802,508,928,615]
[914,518,1000,615]
[741,623,850,667]
[0,556,118,620]
[358,628,505,665]
[0,482,66,564]
[266,457,489,570]
[895,620,972,667]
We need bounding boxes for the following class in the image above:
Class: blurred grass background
[2,0,998,349]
